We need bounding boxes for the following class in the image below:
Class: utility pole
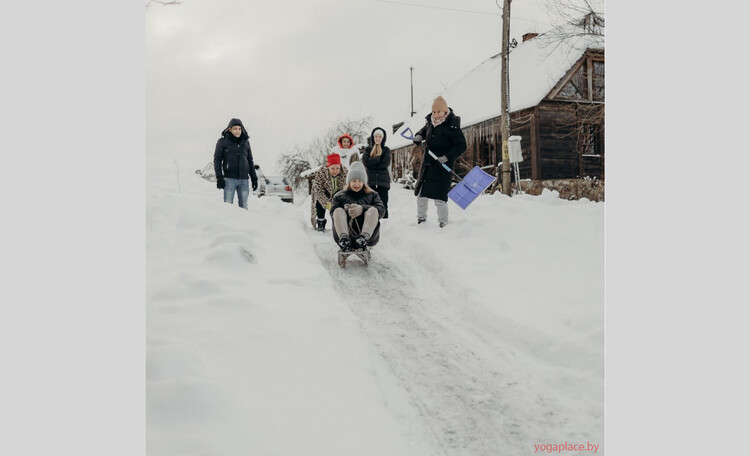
[410,66,415,117]
[500,0,512,195]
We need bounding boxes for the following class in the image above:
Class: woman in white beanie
[361,127,391,218]
[330,161,385,251]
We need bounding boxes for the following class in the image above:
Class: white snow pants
[417,196,448,224]
[333,207,379,237]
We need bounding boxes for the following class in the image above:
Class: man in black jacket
[213,118,258,209]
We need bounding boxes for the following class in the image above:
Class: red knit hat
[326,154,342,166]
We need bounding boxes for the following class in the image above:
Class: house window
[580,124,602,157]
[558,65,587,100]
[479,137,493,166]
[557,57,604,102]
[592,60,604,101]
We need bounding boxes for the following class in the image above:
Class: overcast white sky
[6,2,750,455]
[146,0,597,174]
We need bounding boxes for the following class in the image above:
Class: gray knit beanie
[346,161,368,185]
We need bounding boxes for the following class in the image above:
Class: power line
[373,0,500,16]
[373,0,554,27]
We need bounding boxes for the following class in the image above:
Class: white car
[254,165,266,196]
[262,176,294,203]
[195,161,217,182]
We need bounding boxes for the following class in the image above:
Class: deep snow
[146,171,604,455]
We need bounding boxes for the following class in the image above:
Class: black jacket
[361,128,392,189]
[414,109,467,201]
[330,188,385,246]
[213,118,258,184]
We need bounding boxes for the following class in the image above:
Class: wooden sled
[337,248,371,267]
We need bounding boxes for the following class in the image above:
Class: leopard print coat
[310,165,348,227]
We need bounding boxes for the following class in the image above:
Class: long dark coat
[414,109,467,201]
[361,128,391,189]
[213,118,258,184]
[330,188,385,246]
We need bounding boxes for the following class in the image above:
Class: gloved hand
[252,180,258,191]
[347,204,363,218]
[436,155,448,164]
[413,134,423,145]
[325,202,332,211]
[217,177,225,189]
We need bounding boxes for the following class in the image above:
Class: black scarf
[346,188,365,198]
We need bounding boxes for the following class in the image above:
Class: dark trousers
[374,186,389,218]
[315,201,327,219]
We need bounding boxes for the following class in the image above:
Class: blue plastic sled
[448,166,496,209]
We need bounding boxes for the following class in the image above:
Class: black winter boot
[337,235,352,251]
[354,233,370,250]
[316,219,327,231]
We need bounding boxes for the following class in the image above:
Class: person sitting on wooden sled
[330,161,385,251]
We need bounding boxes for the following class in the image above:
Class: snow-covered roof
[390,32,604,150]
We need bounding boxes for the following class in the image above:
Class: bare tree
[529,3,605,179]
[538,0,604,49]
[277,116,372,189]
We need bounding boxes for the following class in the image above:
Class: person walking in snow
[213,118,259,210]
[310,153,348,231]
[412,96,467,227]
[330,161,385,251]
[361,127,391,219]
[331,133,359,170]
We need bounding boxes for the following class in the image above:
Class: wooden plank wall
[390,102,604,181]
[537,101,604,179]
[508,108,535,180]
[390,143,420,180]
[538,102,583,179]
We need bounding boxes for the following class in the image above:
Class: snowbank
[147,171,604,455]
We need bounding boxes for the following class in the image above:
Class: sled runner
[337,247,371,267]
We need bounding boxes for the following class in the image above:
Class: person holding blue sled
[412,96,467,227]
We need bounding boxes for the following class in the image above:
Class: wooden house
[388,24,604,195]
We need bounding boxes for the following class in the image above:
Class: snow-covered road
[309,209,601,456]
[147,173,603,456]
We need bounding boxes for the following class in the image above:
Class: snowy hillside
[146,172,604,456]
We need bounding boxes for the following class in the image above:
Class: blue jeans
[223,178,249,209]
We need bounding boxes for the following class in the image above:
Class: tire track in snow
[307,227,566,456]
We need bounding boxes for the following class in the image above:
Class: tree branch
[146,0,183,11]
